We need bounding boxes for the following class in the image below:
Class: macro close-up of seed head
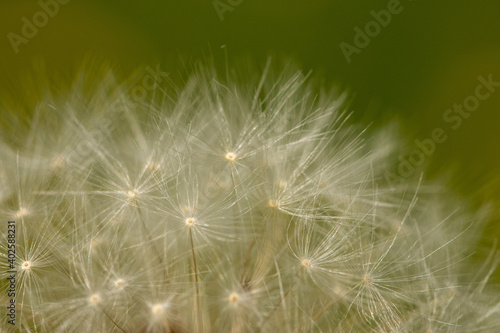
[0,64,499,332]
[1,1,500,332]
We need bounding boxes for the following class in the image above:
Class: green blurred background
[1,0,500,278]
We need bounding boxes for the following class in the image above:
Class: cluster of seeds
[0,67,499,332]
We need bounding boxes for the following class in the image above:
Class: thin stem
[189,228,201,332]
[299,280,363,332]
[102,308,128,333]
[261,280,297,327]
[239,239,256,286]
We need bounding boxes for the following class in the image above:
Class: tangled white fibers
[0,62,499,332]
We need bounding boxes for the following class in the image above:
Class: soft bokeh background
[1,0,499,279]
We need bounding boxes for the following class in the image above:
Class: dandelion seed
[268,199,280,208]
[21,260,32,270]
[126,189,138,198]
[300,258,311,269]
[228,292,240,305]
[225,152,237,162]
[185,217,196,228]
[16,207,28,218]
[151,303,165,316]
[88,294,101,306]
[113,278,126,289]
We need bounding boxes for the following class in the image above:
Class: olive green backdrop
[1,0,500,279]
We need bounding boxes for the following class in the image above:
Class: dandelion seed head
[3,63,498,332]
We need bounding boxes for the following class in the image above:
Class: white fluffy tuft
[0,65,498,332]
